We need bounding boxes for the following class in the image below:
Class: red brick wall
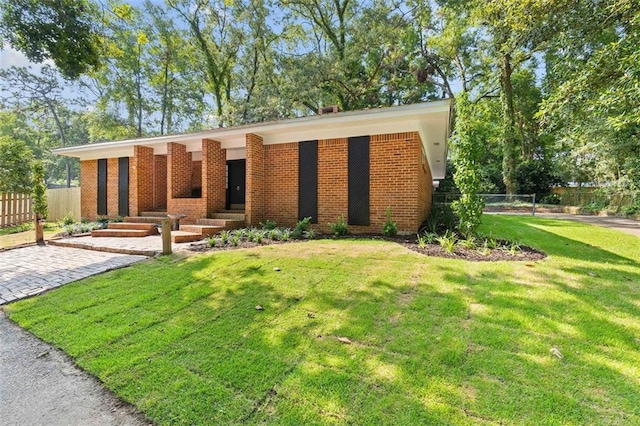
[131,146,154,216]
[192,160,202,190]
[167,198,206,224]
[167,142,192,198]
[106,158,119,217]
[202,139,226,216]
[246,133,265,226]
[317,138,348,231]
[418,146,433,227]
[264,142,299,227]
[153,155,167,210]
[80,160,97,221]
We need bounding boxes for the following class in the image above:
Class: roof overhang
[54,99,453,179]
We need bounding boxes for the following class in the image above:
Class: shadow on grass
[6,233,640,425]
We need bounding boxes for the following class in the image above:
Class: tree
[0,0,102,79]
[31,160,47,244]
[0,66,74,186]
[0,136,33,193]
[450,92,485,236]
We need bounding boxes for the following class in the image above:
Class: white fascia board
[54,100,453,163]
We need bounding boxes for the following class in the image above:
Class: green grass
[5,215,640,425]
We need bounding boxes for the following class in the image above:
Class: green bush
[62,212,75,226]
[621,203,640,216]
[292,217,312,239]
[260,219,277,230]
[382,207,398,237]
[328,215,349,236]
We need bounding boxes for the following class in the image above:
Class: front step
[91,222,159,238]
[91,229,156,238]
[124,216,165,224]
[180,224,222,237]
[140,210,167,217]
[211,211,246,221]
[196,218,245,230]
[170,231,203,244]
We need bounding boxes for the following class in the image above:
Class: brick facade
[80,160,97,221]
[79,131,433,233]
[130,145,154,216]
[264,142,299,227]
[202,139,226,216]
[246,133,265,226]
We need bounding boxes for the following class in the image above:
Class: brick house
[55,100,452,240]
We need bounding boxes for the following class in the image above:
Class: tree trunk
[500,53,518,196]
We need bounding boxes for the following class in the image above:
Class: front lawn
[5,215,640,425]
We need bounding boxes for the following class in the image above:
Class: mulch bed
[188,233,547,262]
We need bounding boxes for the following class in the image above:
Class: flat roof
[54,99,453,179]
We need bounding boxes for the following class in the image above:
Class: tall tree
[0,0,102,79]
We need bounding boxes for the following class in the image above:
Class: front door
[227,159,246,209]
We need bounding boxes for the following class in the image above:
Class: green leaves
[0,136,34,194]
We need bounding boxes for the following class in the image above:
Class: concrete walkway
[534,213,640,237]
[49,234,194,257]
[0,311,149,426]
[0,244,147,305]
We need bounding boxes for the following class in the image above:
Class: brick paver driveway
[0,244,147,305]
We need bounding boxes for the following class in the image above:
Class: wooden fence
[46,187,81,222]
[0,188,81,227]
[0,193,32,227]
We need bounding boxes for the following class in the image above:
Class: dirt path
[0,310,149,426]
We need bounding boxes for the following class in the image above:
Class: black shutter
[298,140,318,223]
[118,157,129,217]
[97,159,107,215]
[348,136,370,225]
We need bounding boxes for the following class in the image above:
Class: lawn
[0,223,63,249]
[5,215,640,425]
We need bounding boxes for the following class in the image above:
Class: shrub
[260,220,277,230]
[621,203,640,216]
[303,229,316,239]
[458,236,477,249]
[80,217,89,224]
[220,230,230,244]
[436,230,457,254]
[382,207,398,237]
[293,217,312,239]
[62,212,75,226]
[97,216,110,225]
[281,228,292,241]
[268,229,281,241]
[328,215,349,236]
[539,193,561,205]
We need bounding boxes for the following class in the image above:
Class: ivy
[450,92,485,237]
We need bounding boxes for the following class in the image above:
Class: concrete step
[91,229,156,238]
[124,216,165,224]
[210,212,246,221]
[108,222,158,231]
[140,211,168,217]
[196,218,245,229]
[170,231,203,244]
[179,224,222,237]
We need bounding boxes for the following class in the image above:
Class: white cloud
[0,45,55,69]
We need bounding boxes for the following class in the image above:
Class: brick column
[80,160,97,221]
[130,146,154,216]
[246,133,265,226]
[202,138,226,216]
[167,142,192,199]
[107,158,119,217]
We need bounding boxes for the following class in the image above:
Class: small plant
[207,237,218,247]
[268,229,281,241]
[485,237,498,249]
[260,219,278,230]
[293,217,312,239]
[382,207,398,237]
[97,216,110,225]
[62,212,75,226]
[458,236,477,250]
[65,225,74,235]
[80,217,90,224]
[220,230,230,244]
[506,241,521,256]
[281,228,292,242]
[328,215,349,236]
[246,228,257,242]
[113,216,124,223]
[303,229,316,239]
[436,230,457,254]
[231,234,241,247]
[478,245,491,256]
[417,233,429,249]
[255,231,264,244]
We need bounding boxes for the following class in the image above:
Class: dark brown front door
[227,159,246,209]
